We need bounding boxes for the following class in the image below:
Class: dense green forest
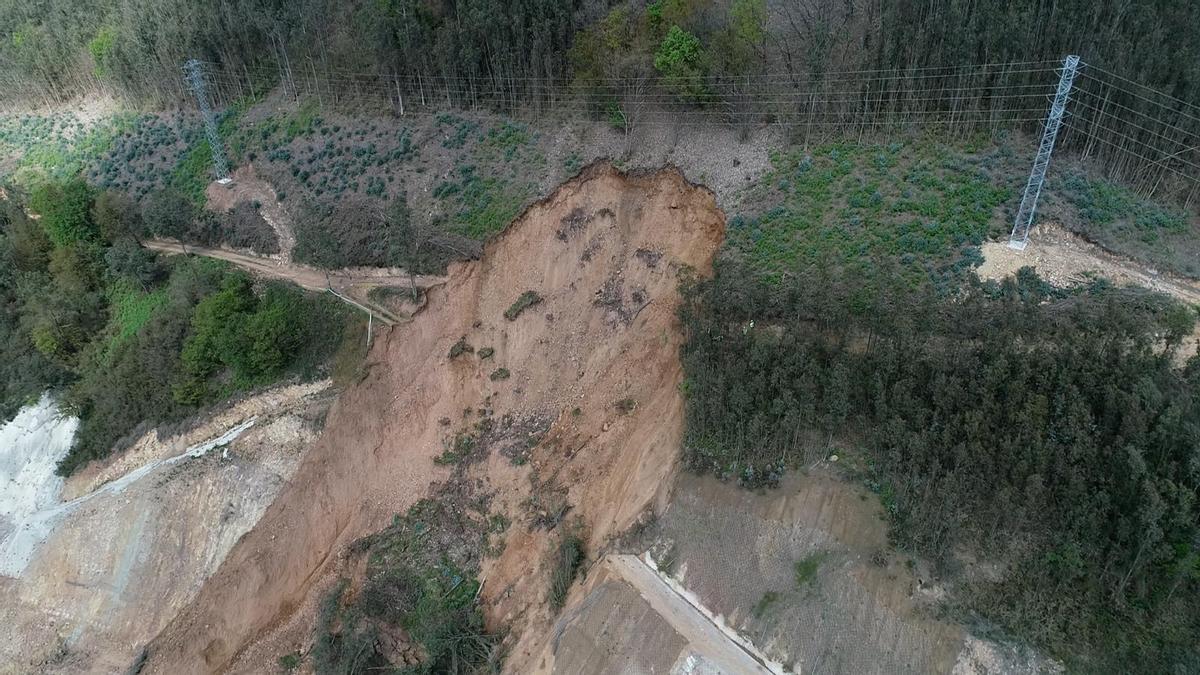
[4,0,1197,106]
[2,0,1198,198]
[679,259,1199,669]
[0,181,358,475]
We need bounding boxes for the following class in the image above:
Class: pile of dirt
[137,161,725,673]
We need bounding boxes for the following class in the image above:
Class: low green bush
[550,533,586,609]
[504,290,542,320]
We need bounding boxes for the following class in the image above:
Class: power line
[1079,62,1200,115]
[1074,72,1200,126]
[1062,120,1200,183]
[1068,89,1200,143]
[210,65,1060,91]
[202,59,1060,84]
[207,70,1053,107]
[1069,98,1200,148]
[1062,116,1200,173]
[207,78,1051,109]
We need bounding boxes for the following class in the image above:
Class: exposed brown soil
[205,165,296,261]
[137,161,725,673]
[979,222,1200,306]
[539,470,1061,675]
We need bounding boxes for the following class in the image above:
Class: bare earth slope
[139,162,725,673]
[0,383,332,674]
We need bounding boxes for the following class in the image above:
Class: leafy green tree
[226,285,305,381]
[175,274,255,402]
[717,0,766,74]
[141,188,196,242]
[93,190,144,242]
[105,238,165,289]
[87,26,117,79]
[29,178,97,247]
[654,25,709,102]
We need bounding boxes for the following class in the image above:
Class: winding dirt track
[142,240,445,324]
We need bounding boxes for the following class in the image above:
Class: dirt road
[609,554,780,674]
[143,239,446,324]
[979,223,1200,305]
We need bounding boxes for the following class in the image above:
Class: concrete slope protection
[138,161,726,673]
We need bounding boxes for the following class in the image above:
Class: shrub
[313,498,496,673]
[276,652,300,672]
[141,187,196,241]
[220,202,280,254]
[504,290,542,320]
[550,533,586,609]
[489,368,510,381]
[752,591,780,618]
[448,336,474,359]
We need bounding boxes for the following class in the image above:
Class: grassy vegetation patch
[434,163,529,239]
[794,551,828,588]
[0,112,133,188]
[549,532,586,609]
[169,139,215,206]
[102,281,168,355]
[435,113,481,149]
[504,290,543,320]
[729,140,1010,289]
[239,104,417,206]
[752,591,780,618]
[313,497,497,673]
[168,105,246,206]
[91,112,201,199]
[1054,171,1200,277]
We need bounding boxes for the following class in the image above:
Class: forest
[4,0,1198,107]
[678,257,1200,670]
[2,1,1199,199]
[0,181,358,475]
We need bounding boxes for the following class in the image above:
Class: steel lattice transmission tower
[183,59,231,183]
[1008,55,1081,250]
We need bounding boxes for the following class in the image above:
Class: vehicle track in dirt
[142,239,444,324]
